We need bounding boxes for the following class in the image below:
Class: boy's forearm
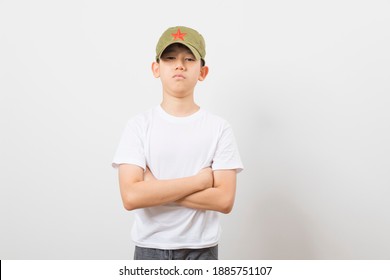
[176,170,237,214]
[176,188,234,214]
[123,175,206,210]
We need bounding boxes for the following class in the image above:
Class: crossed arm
[118,164,237,214]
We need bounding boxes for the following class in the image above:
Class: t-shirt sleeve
[212,122,244,173]
[112,118,146,170]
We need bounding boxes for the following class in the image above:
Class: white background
[1,0,389,259]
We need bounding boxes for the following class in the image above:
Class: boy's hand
[197,167,214,190]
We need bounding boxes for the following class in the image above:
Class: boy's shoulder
[127,106,155,122]
[126,106,231,129]
[122,107,154,133]
[202,108,231,127]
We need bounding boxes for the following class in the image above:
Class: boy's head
[156,26,206,66]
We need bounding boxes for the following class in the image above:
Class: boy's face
[152,44,208,98]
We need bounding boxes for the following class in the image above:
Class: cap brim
[156,42,201,61]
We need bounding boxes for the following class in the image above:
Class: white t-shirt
[112,105,243,249]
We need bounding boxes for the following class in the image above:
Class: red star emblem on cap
[171,28,187,41]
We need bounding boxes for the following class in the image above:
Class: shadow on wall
[220,99,323,259]
[254,191,316,259]
[222,187,317,259]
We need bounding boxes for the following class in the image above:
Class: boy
[112,26,243,260]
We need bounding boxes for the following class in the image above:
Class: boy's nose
[175,61,185,70]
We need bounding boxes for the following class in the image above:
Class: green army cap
[156,26,206,65]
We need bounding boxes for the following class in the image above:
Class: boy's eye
[161,56,195,62]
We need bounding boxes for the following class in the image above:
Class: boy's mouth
[173,74,185,79]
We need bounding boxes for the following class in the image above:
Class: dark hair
[159,43,205,67]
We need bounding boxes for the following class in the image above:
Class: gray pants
[134,245,218,260]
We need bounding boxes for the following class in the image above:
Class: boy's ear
[152,61,160,78]
[198,66,209,81]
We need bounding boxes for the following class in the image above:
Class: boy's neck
[160,94,200,117]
